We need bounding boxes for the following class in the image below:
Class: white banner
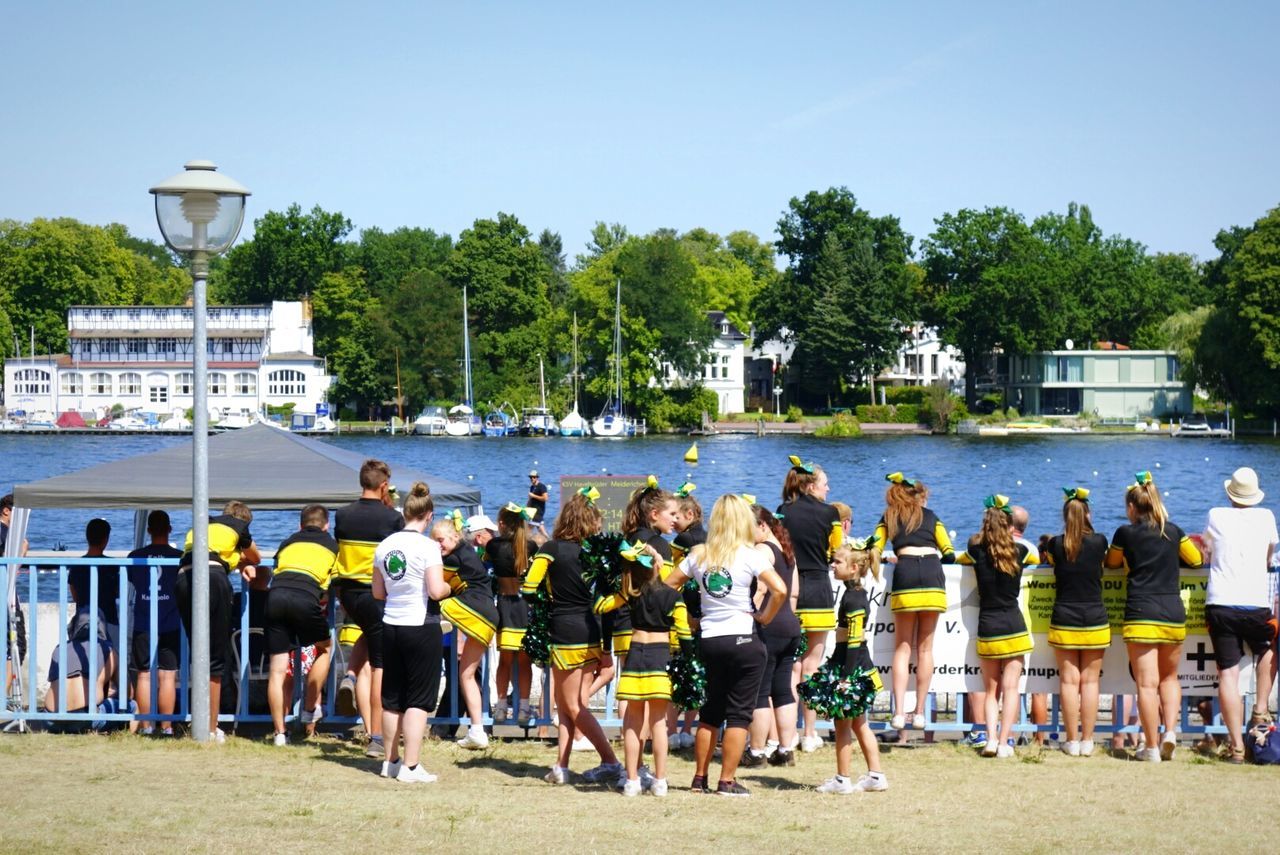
[850,565,1253,698]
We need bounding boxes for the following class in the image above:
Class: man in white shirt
[1203,467,1279,762]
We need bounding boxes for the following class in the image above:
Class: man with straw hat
[1202,466,1279,763]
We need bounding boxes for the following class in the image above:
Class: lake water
[4,431,1280,553]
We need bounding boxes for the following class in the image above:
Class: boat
[592,279,644,437]
[412,405,448,436]
[483,403,518,437]
[107,413,151,431]
[290,411,336,433]
[159,408,192,432]
[211,407,262,430]
[559,314,590,437]
[445,285,483,437]
[519,356,560,437]
[1171,413,1231,438]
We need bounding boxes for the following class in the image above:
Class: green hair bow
[619,539,653,568]
[1133,471,1153,488]
[984,494,1012,514]
[847,536,873,551]
[675,481,696,498]
[788,455,814,473]
[578,486,600,505]
[886,472,917,488]
[1062,486,1090,503]
[449,509,465,531]
[503,501,536,521]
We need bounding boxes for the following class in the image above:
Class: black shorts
[333,579,384,669]
[174,564,233,674]
[381,621,443,713]
[700,633,766,729]
[130,631,181,673]
[1205,605,1278,669]
[755,631,799,710]
[264,583,330,656]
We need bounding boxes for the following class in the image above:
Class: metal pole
[191,234,211,742]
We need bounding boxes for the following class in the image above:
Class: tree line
[2,192,1278,421]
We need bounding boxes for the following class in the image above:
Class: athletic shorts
[381,621,443,713]
[332,579,384,669]
[264,584,330,656]
[174,564,233,674]
[700,633,766,729]
[1205,605,1278,669]
[130,630,181,673]
[755,631,799,709]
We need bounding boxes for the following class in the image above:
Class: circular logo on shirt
[385,550,407,581]
[703,567,733,599]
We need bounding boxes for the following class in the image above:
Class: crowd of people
[13,454,1280,795]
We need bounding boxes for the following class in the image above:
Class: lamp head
[150,160,250,255]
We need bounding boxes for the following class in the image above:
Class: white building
[656,311,746,416]
[3,301,333,423]
[876,324,965,392]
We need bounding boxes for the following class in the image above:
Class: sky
[2,1,1276,262]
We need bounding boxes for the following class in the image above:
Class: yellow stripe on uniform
[1122,620,1186,644]
[549,643,601,671]
[890,589,947,613]
[616,671,672,701]
[497,627,527,652]
[796,607,837,632]
[611,631,633,656]
[977,632,1034,659]
[334,540,380,583]
[440,597,497,645]
[275,540,339,590]
[1048,624,1111,650]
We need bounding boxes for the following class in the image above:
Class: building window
[147,373,169,404]
[127,339,147,355]
[931,354,939,375]
[156,337,177,356]
[234,372,257,396]
[1046,356,1083,383]
[1167,357,1179,382]
[60,372,84,396]
[176,372,194,396]
[208,372,227,396]
[89,373,112,396]
[13,368,51,395]
[222,339,235,355]
[268,370,306,396]
[98,339,119,355]
[119,373,142,396]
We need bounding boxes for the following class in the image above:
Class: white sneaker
[273,732,288,747]
[650,778,668,797]
[212,728,226,745]
[581,761,623,784]
[996,742,1015,759]
[817,775,855,794]
[1079,740,1095,757]
[571,735,595,752]
[457,729,489,750]
[380,759,402,779]
[621,778,643,797]
[1062,740,1080,757]
[853,773,888,792]
[890,714,906,730]
[1140,747,1162,763]
[800,734,823,753]
[492,704,509,724]
[981,740,999,757]
[396,764,438,784]
[300,706,322,729]
[763,739,780,757]
[1160,731,1177,761]
[543,765,569,784]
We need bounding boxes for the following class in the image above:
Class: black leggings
[755,631,799,709]
[700,633,766,729]
[174,564,233,674]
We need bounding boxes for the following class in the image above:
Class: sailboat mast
[614,278,623,414]
[572,312,580,410]
[462,285,472,405]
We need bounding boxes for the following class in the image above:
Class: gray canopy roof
[12,424,482,511]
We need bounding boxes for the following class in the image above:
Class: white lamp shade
[150,160,250,255]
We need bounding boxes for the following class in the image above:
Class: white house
[3,301,333,423]
[877,324,965,392]
[656,311,746,416]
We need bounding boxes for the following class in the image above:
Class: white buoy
[1093,470,1098,477]
[1155,463,1161,468]
[1046,457,1051,463]
[1016,480,1023,486]
[1163,491,1170,497]
[981,464,987,469]
[467,475,474,480]
[949,530,957,539]
[1204,457,1210,462]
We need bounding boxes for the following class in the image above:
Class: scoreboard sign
[558,475,647,534]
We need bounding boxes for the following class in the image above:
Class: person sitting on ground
[126,510,183,736]
[43,608,112,731]
[265,504,340,746]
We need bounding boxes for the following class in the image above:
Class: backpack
[1245,724,1280,765]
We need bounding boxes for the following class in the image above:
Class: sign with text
[558,475,647,534]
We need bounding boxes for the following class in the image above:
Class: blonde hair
[974,507,1019,575]
[403,481,434,522]
[695,494,756,572]
[833,543,881,584]
[883,482,926,540]
[429,519,461,546]
[1062,498,1093,562]
[1126,482,1169,537]
[831,501,852,525]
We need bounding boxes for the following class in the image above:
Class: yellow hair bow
[449,509,464,531]
[675,481,696,498]
[646,474,659,490]
[886,472,917,488]
[1062,486,1090,503]
[788,454,814,473]
[578,486,600,505]
[619,539,653,568]
[740,494,757,506]
[503,501,536,520]
[984,494,1012,514]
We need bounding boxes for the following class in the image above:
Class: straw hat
[1224,467,1264,506]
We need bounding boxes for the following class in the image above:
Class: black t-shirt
[968,540,1031,634]
[528,481,549,522]
[1046,533,1108,604]
[778,493,840,572]
[445,544,493,598]
[334,498,406,583]
[70,552,122,625]
[757,541,801,639]
[1110,522,1192,599]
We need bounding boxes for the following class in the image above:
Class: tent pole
[191,240,211,743]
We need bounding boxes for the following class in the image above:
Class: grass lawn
[0,730,1269,854]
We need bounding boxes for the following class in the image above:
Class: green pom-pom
[794,633,808,658]
[798,662,877,720]
[521,588,552,667]
[581,533,626,595]
[667,647,707,711]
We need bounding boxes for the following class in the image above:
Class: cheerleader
[1104,472,1203,762]
[778,455,842,753]
[521,489,621,784]
[745,503,801,768]
[871,472,955,731]
[614,476,680,676]
[818,542,887,793]
[1044,487,1110,757]
[669,482,704,748]
[490,503,536,727]
[960,495,1035,758]
[594,541,693,797]
[433,515,500,750]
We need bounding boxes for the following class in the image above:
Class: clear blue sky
[2,1,1276,261]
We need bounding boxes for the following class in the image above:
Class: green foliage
[642,386,718,431]
[785,404,803,423]
[855,404,921,423]
[814,412,862,437]
[214,204,353,304]
[923,383,962,432]
[883,385,930,405]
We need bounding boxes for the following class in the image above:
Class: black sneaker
[768,748,795,767]
[740,749,768,768]
[690,774,709,793]
[716,779,750,798]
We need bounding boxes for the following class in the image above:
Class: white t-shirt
[679,543,772,638]
[375,530,443,626]
[1205,506,1279,608]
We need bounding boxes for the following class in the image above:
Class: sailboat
[446,285,482,437]
[592,279,643,437]
[559,313,589,437]
[519,355,559,437]
[483,402,518,437]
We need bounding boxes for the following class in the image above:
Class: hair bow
[675,481,696,498]
[449,509,464,531]
[503,501,536,520]
[578,486,600,505]
[886,472,917,488]
[646,474,659,490]
[847,536,872,551]
[740,493,757,506]
[1133,471,1153,487]
[983,494,1012,514]
[1062,486,1090,503]
[788,455,814,473]
[619,539,653,568]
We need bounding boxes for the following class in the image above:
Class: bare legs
[799,631,825,739]
[455,635,486,728]
[552,665,617,769]
[1055,648,1104,744]
[892,611,939,722]
[980,656,1024,748]
[1127,641,1183,749]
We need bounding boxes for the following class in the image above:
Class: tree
[214,204,353,304]
[310,269,383,413]
[680,228,776,334]
[574,221,630,268]
[538,229,570,308]
[355,226,452,299]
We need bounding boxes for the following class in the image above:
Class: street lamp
[150,160,249,742]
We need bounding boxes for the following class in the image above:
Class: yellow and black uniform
[175,514,253,675]
[755,541,802,709]
[264,527,339,656]
[963,539,1034,658]
[331,498,405,669]
[595,584,692,701]
[778,494,843,632]
[1044,533,1111,649]
[610,526,673,656]
[672,521,707,621]
[488,536,529,652]
[834,583,883,695]
[441,545,499,645]
[522,539,601,670]
[872,508,955,613]
[1105,521,1202,644]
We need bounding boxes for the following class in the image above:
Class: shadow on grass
[737,773,809,791]
[453,753,554,780]
[310,740,384,774]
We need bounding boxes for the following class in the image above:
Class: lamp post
[150,161,249,742]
